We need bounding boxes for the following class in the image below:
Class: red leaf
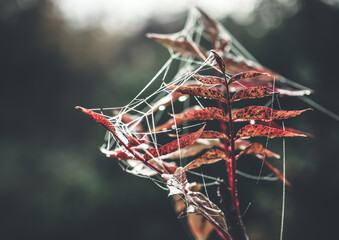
[198,8,219,45]
[172,107,228,122]
[192,74,225,85]
[75,106,115,133]
[184,149,229,170]
[262,159,291,186]
[238,142,280,159]
[166,84,227,102]
[231,86,276,102]
[163,139,222,160]
[255,120,314,138]
[211,50,226,74]
[236,124,308,139]
[154,106,202,132]
[169,131,229,140]
[154,107,228,131]
[147,33,207,59]
[228,71,274,85]
[144,124,206,160]
[235,106,312,122]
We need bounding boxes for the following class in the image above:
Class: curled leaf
[186,192,229,236]
[184,149,229,171]
[238,142,280,159]
[198,8,219,45]
[235,106,312,122]
[75,106,115,133]
[147,33,207,59]
[192,74,225,85]
[231,86,276,102]
[236,124,308,139]
[166,84,227,102]
[144,125,206,160]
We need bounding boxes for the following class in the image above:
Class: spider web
[87,8,339,239]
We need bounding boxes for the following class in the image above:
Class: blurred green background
[1,0,338,239]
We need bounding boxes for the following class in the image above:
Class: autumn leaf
[166,84,227,102]
[228,71,274,85]
[184,149,229,171]
[236,124,308,139]
[128,136,147,147]
[235,106,312,122]
[169,131,229,141]
[192,74,225,85]
[186,191,229,237]
[211,50,226,74]
[198,8,219,45]
[147,33,207,59]
[172,107,229,122]
[152,91,186,112]
[231,86,276,102]
[237,142,280,159]
[144,124,206,160]
[262,159,291,186]
[163,139,222,160]
[75,106,115,133]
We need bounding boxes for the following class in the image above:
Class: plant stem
[221,72,248,240]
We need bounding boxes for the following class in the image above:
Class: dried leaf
[235,106,312,122]
[162,167,188,195]
[192,74,225,85]
[184,149,228,171]
[163,139,222,160]
[236,124,308,139]
[125,159,159,177]
[147,33,207,59]
[211,50,226,74]
[186,191,228,236]
[231,86,276,102]
[198,8,219,45]
[228,71,274,85]
[144,125,206,160]
[187,213,215,240]
[166,84,227,102]
[238,142,280,159]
